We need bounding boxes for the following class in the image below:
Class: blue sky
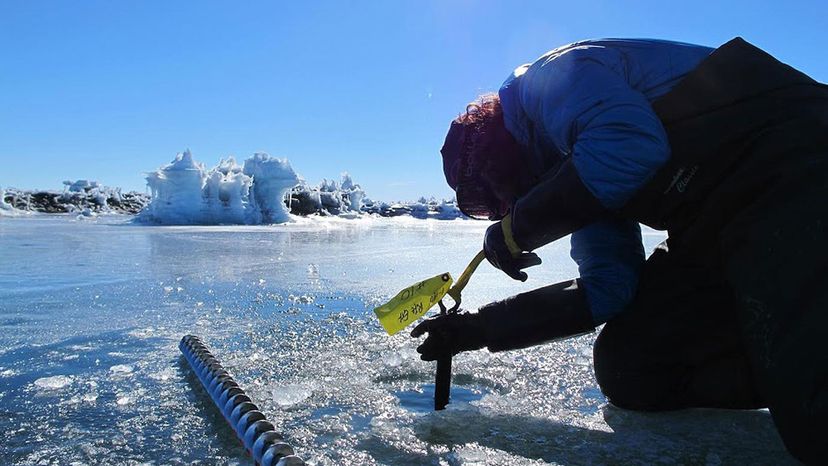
[2,0,826,201]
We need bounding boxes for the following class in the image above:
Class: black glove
[484,214,542,282]
[410,312,486,361]
[411,280,595,359]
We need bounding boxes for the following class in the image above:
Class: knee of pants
[770,393,828,464]
[593,324,648,410]
[593,322,687,412]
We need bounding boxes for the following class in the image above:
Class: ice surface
[0,216,799,465]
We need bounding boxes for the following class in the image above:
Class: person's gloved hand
[484,214,542,282]
[410,312,486,361]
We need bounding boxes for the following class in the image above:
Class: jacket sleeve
[570,219,645,324]
[510,48,670,251]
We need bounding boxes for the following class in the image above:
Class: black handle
[434,354,452,410]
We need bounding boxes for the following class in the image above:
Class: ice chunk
[109,364,134,375]
[271,383,313,407]
[34,375,73,390]
[434,198,463,219]
[127,328,154,338]
[149,367,176,382]
[63,179,100,193]
[382,352,403,367]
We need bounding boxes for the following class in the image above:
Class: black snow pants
[593,38,828,464]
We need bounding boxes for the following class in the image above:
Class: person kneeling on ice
[410,37,828,464]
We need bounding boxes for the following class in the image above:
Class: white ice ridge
[137,150,299,225]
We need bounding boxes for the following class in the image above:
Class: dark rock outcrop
[2,187,150,215]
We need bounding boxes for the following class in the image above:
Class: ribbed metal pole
[179,335,305,466]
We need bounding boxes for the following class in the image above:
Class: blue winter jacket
[498,39,714,324]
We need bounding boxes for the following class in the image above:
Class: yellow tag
[373,273,453,335]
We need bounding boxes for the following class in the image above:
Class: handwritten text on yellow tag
[373,273,453,335]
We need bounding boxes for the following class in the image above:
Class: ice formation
[138,150,299,225]
[244,153,301,223]
[5,148,464,223]
[136,150,397,224]
[410,197,463,220]
[360,197,464,219]
[339,173,365,211]
[59,180,132,214]
[0,186,21,216]
[64,179,101,193]
[287,173,367,216]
